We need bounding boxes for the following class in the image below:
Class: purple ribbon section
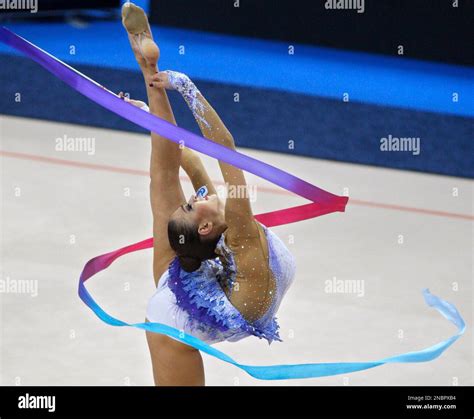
[0,27,347,209]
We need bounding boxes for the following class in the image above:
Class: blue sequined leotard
[146,223,296,344]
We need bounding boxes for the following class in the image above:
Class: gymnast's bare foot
[122,2,159,72]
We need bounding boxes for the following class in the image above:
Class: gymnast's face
[170,193,226,237]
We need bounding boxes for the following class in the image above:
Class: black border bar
[0,386,472,417]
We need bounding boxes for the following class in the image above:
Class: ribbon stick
[1,27,465,380]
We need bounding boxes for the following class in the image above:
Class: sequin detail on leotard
[164,70,210,128]
[161,225,296,344]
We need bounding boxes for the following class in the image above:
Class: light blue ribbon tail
[80,278,465,380]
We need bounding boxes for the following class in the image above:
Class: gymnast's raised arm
[149,71,259,241]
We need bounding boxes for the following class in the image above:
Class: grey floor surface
[0,116,472,386]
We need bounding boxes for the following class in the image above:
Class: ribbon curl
[0,27,465,380]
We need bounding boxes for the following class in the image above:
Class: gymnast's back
[146,221,296,344]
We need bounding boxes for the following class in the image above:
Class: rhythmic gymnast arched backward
[0,6,464,385]
[121,3,296,385]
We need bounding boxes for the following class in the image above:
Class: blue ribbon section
[78,240,465,380]
[82,260,465,380]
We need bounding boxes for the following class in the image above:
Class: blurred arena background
[0,0,472,386]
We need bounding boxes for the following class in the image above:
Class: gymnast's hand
[147,71,173,90]
[118,91,147,108]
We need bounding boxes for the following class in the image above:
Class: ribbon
[1,27,465,380]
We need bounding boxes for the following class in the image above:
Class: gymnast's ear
[198,221,213,236]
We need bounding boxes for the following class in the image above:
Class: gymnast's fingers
[150,72,164,81]
[148,80,166,89]
[148,72,171,89]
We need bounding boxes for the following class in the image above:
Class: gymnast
[121,3,296,386]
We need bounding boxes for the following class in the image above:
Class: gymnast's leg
[122,2,204,386]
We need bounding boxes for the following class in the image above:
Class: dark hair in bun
[167,217,220,272]
[177,255,202,273]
